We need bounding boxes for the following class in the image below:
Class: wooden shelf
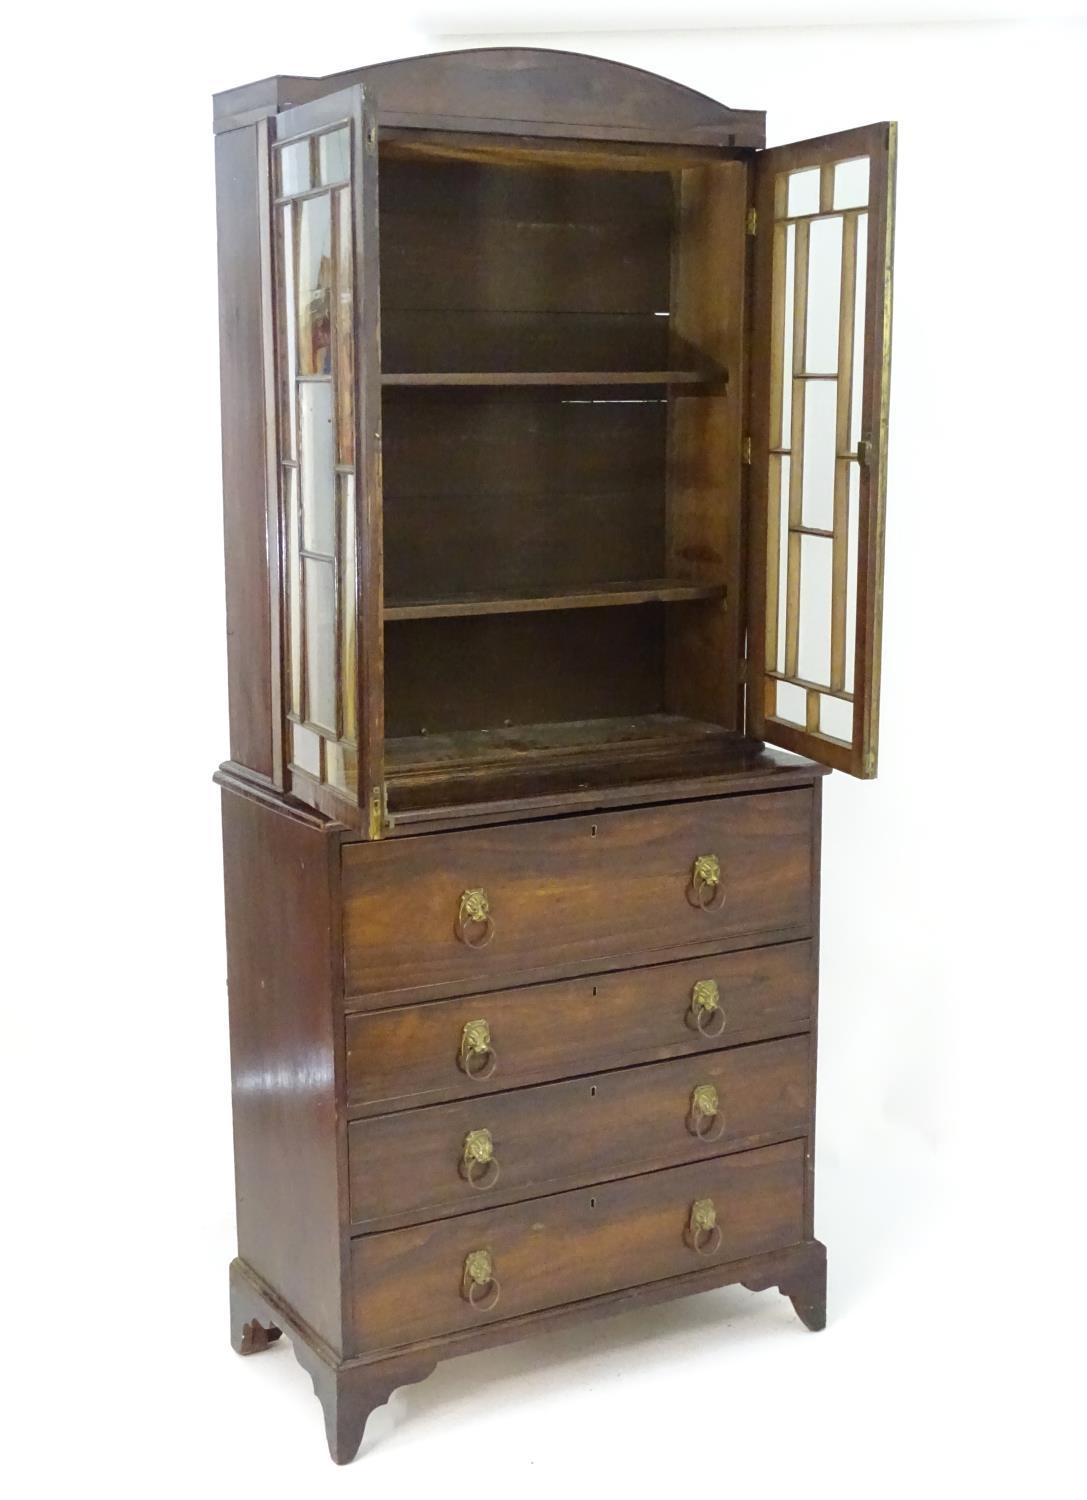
[386,714,737,779]
[381,369,720,389]
[384,578,726,622]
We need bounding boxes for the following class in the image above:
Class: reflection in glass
[319,129,350,185]
[786,168,820,217]
[774,679,807,726]
[834,157,869,211]
[326,739,357,795]
[805,216,843,373]
[304,557,337,734]
[340,474,357,744]
[851,214,869,451]
[776,456,790,674]
[300,382,336,555]
[297,194,333,376]
[291,723,321,776]
[780,225,795,440]
[820,695,854,742]
[280,206,298,459]
[335,187,355,467]
[802,381,837,531]
[797,534,833,686]
[845,462,860,694]
[279,140,311,197]
[285,467,301,716]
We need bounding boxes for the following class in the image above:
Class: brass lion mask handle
[685,1197,722,1256]
[686,978,726,1037]
[459,1128,500,1190]
[688,854,725,911]
[687,1083,726,1142]
[456,888,495,948]
[461,1248,500,1311]
[457,1019,497,1080]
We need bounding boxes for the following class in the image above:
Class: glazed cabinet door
[748,123,896,777]
[271,86,385,832]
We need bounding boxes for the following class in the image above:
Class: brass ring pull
[458,1019,497,1080]
[685,1198,722,1256]
[459,1128,500,1190]
[687,1084,725,1143]
[462,1249,500,1311]
[687,854,725,911]
[685,978,726,1037]
[456,888,494,948]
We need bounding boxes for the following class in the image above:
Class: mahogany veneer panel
[345,941,814,1111]
[350,1139,806,1354]
[342,789,814,998]
[348,1034,810,1230]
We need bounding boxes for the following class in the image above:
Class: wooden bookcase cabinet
[214,47,894,1463]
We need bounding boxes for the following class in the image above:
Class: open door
[270,85,386,833]
[748,123,895,777]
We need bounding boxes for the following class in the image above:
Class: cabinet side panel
[222,789,344,1351]
[216,125,274,778]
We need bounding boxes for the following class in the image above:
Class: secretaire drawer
[345,942,813,1112]
[349,1139,806,1354]
[348,1035,810,1230]
[342,789,814,1000]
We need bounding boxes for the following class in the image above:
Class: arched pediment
[215,47,764,148]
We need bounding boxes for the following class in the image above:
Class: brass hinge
[368,784,393,839]
[746,207,757,237]
[857,438,873,467]
[742,435,752,465]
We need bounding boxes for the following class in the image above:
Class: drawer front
[350,1139,806,1354]
[349,1035,810,1230]
[343,789,814,1000]
[346,942,813,1112]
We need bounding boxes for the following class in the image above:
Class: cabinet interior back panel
[382,391,668,598]
[378,157,675,372]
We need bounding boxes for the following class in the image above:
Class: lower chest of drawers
[224,773,824,1458]
[340,785,819,1358]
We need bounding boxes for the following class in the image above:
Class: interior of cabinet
[378,138,749,805]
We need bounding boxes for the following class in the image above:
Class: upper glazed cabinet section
[748,123,896,778]
[221,53,894,835]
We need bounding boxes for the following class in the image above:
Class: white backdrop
[4,5,1084,1495]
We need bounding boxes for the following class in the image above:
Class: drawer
[346,942,813,1112]
[349,1139,806,1354]
[349,1034,810,1230]
[342,789,814,1000]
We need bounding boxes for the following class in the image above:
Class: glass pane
[335,187,355,467]
[285,467,301,716]
[300,382,336,555]
[797,534,833,686]
[280,206,298,459]
[279,139,311,197]
[291,723,321,776]
[851,213,869,451]
[805,216,843,374]
[297,195,332,376]
[780,224,795,443]
[319,128,350,185]
[834,157,869,211]
[326,739,357,796]
[787,168,820,217]
[774,679,806,725]
[820,695,854,741]
[303,557,337,734]
[802,381,837,531]
[845,462,860,694]
[340,473,357,744]
[776,457,790,674]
